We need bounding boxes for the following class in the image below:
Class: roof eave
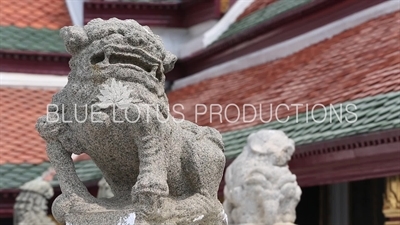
[0,50,70,76]
[177,0,387,79]
[84,0,222,28]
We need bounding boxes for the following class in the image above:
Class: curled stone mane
[61,18,176,77]
[56,18,177,117]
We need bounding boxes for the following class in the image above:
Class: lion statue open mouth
[36,18,227,225]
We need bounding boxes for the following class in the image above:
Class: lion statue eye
[283,146,294,156]
[90,51,106,65]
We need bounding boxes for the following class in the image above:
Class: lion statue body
[223,130,301,225]
[36,18,226,225]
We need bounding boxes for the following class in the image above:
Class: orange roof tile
[167,11,400,133]
[0,0,72,29]
[0,87,56,164]
[237,0,277,21]
[0,86,102,165]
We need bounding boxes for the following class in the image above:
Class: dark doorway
[296,185,324,225]
[349,178,385,225]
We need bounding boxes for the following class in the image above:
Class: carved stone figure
[97,177,114,199]
[36,18,226,225]
[14,178,56,225]
[383,176,400,224]
[223,130,301,225]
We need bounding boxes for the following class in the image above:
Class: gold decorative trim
[220,0,230,13]
[385,221,400,225]
[384,176,400,225]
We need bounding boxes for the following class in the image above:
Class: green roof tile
[0,161,101,190]
[222,91,400,159]
[51,161,102,186]
[216,0,313,42]
[0,26,67,53]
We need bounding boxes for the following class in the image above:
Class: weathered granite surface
[36,18,226,225]
[223,130,301,225]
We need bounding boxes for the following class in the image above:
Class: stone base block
[66,210,138,225]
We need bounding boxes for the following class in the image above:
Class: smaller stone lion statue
[223,130,301,225]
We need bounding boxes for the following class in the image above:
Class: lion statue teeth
[36,18,227,225]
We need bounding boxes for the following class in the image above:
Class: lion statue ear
[287,139,296,156]
[163,51,177,74]
[142,25,153,35]
[141,25,177,74]
[247,132,270,154]
[60,26,89,55]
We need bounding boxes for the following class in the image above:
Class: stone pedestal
[383,176,400,225]
[65,209,227,225]
[66,211,136,225]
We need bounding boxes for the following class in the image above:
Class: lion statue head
[54,18,176,117]
[245,129,295,166]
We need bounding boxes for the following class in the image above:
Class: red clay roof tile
[0,0,72,29]
[0,86,97,165]
[167,11,400,133]
[0,87,56,164]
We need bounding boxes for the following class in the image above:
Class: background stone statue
[14,177,56,225]
[97,177,114,199]
[36,18,226,225]
[223,130,301,225]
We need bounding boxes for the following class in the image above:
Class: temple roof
[0,0,71,29]
[0,10,399,190]
[0,87,54,165]
[0,27,66,53]
[0,0,71,53]
[215,0,314,43]
[237,0,278,21]
[168,11,400,132]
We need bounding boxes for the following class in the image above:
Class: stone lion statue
[36,18,226,225]
[223,130,301,225]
